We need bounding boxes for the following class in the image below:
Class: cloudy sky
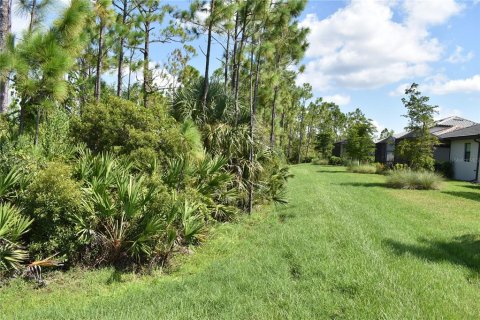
[298,0,480,133]
[11,0,480,133]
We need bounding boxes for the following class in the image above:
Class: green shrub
[435,161,454,179]
[393,163,409,171]
[386,170,443,190]
[328,156,343,165]
[312,158,329,165]
[347,164,377,174]
[22,162,83,260]
[70,96,183,164]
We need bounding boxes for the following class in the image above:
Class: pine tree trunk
[224,29,230,91]
[287,126,293,160]
[116,0,127,97]
[269,55,280,148]
[297,106,306,164]
[248,39,262,214]
[230,11,239,92]
[0,0,11,113]
[127,49,134,100]
[269,86,279,148]
[201,0,215,118]
[28,0,36,32]
[233,9,247,122]
[305,126,311,160]
[94,22,104,103]
[143,21,150,108]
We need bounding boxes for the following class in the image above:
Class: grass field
[1,164,480,319]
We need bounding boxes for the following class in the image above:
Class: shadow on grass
[106,269,125,285]
[316,170,347,174]
[384,234,480,272]
[338,182,386,188]
[442,191,480,202]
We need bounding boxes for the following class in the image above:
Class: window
[464,143,471,162]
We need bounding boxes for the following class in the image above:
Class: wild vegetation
[0,0,316,278]
[2,165,480,319]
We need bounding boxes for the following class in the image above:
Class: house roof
[435,116,477,128]
[439,124,480,139]
[391,116,478,141]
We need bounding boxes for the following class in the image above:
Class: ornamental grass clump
[386,169,442,190]
[347,164,377,174]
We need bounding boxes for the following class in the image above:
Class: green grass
[2,165,480,319]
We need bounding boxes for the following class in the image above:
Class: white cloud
[402,0,463,29]
[389,82,411,96]
[446,46,474,63]
[298,0,463,91]
[436,106,463,119]
[372,120,384,134]
[323,94,351,106]
[121,61,176,91]
[424,74,480,95]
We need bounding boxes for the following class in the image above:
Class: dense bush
[435,161,454,179]
[386,170,443,190]
[22,162,83,260]
[328,156,343,165]
[312,158,329,165]
[70,97,182,164]
[347,164,376,174]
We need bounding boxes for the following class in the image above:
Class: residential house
[375,116,477,165]
[439,124,480,182]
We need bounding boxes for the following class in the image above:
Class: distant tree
[379,128,394,140]
[345,108,376,163]
[314,101,346,158]
[397,83,438,171]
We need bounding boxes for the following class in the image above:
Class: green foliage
[22,162,83,259]
[345,109,376,162]
[312,158,329,166]
[386,170,443,190]
[71,96,181,163]
[0,167,22,202]
[397,83,439,171]
[0,203,33,272]
[435,161,454,179]
[328,156,343,166]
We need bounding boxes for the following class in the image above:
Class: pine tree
[0,0,11,113]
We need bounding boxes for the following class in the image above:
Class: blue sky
[11,0,480,133]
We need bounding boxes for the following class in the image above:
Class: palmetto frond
[0,203,32,271]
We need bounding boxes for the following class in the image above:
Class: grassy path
[2,164,480,319]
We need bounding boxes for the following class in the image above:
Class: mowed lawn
[2,164,480,319]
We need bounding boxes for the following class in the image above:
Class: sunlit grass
[1,164,480,319]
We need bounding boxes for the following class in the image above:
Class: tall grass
[386,170,443,190]
[347,164,377,174]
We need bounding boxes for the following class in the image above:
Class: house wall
[450,139,479,181]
